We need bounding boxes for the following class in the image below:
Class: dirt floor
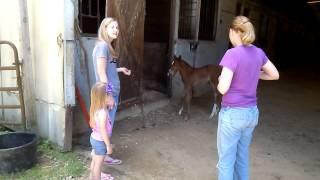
[75,67,320,180]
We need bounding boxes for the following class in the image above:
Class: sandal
[101,172,114,180]
[104,156,122,165]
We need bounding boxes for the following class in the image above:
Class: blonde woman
[92,17,131,165]
[217,16,279,180]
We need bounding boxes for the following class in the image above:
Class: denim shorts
[90,136,107,155]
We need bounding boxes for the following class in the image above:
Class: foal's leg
[178,95,185,116]
[216,92,222,111]
[179,88,188,116]
[209,81,219,119]
[184,86,192,120]
[209,93,218,119]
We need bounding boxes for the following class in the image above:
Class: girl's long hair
[89,82,108,128]
[230,16,255,45]
[97,17,119,58]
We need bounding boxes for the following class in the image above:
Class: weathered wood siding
[107,0,145,107]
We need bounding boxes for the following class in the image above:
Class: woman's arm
[98,111,113,155]
[217,67,234,95]
[97,57,108,83]
[260,60,279,80]
[97,57,115,109]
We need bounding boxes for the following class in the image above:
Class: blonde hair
[230,16,255,45]
[98,17,119,58]
[89,82,108,128]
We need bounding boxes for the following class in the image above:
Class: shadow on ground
[75,67,320,180]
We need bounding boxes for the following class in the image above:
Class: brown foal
[168,55,222,120]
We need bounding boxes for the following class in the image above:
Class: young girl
[217,16,279,180]
[89,83,114,180]
[92,17,131,165]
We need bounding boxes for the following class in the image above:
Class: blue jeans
[217,106,259,180]
[109,95,119,137]
[90,136,107,155]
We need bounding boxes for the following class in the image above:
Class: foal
[168,55,222,120]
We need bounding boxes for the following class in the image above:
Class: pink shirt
[91,109,112,141]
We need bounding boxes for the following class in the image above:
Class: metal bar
[80,14,99,18]
[0,121,21,125]
[307,1,320,4]
[13,44,26,130]
[97,0,100,27]
[0,40,26,130]
[0,66,16,70]
[0,87,19,91]
[88,0,92,15]
[0,105,21,109]
[0,44,3,122]
[79,0,83,29]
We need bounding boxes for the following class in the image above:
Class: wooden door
[107,0,145,108]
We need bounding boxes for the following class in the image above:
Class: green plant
[0,139,87,179]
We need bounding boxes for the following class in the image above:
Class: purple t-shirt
[219,45,268,107]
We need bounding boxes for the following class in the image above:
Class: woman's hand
[260,60,279,80]
[106,95,115,110]
[118,67,131,76]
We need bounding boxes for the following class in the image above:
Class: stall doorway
[143,0,171,94]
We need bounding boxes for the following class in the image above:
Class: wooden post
[18,0,36,130]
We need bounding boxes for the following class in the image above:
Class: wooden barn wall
[107,0,145,107]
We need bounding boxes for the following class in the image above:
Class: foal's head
[168,55,182,77]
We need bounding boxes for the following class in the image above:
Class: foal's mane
[175,57,193,71]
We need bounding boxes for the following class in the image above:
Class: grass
[0,139,88,179]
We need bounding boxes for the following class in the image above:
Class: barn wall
[73,36,96,135]
[28,0,71,148]
[0,0,73,148]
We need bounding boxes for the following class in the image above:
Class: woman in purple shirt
[217,16,279,180]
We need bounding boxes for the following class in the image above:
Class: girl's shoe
[101,172,114,180]
[104,156,122,165]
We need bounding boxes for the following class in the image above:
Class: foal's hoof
[183,116,189,121]
[209,112,216,119]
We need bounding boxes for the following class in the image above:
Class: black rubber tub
[0,132,37,174]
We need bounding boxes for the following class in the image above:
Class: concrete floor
[75,67,320,180]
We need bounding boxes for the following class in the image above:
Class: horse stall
[64,0,315,148]
[144,0,172,95]
[121,1,320,179]
[1,1,320,178]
